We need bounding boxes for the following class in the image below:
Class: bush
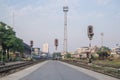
[91,53,99,60]
[97,51,110,60]
[65,53,71,58]
[108,54,120,60]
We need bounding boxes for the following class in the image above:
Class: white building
[77,47,90,54]
[111,47,120,54]
[69,51,80,58]
[76,46,98,58]
[77,46,98,54]
[43,43,49,53]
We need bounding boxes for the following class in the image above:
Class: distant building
[32,48,41,55]
[112,47,120,54]
[23,43,31,57]
[42,43,49,58]
[77,46,98,54]
[32,48,41,59]
[69,51,80,58]
[43,43,49,53]
[77,47,90,54]
[76,46,98,58]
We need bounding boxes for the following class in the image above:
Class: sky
[0,0,120,53]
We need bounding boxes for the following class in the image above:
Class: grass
[93,60,120,68]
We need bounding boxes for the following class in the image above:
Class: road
[1,60,119,80]
[20,60,97,80]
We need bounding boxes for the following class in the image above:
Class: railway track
[61,59,120,79]
[0,60,45,77]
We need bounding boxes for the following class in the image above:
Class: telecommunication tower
[63,0,69,54]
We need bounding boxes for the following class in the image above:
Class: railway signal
[30,40,33,47]
[87,25,94,63]
[54,39,59,50]
[88,25,94,41]
[30,40,33,59]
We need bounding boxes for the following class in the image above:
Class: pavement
[0,60,119,80]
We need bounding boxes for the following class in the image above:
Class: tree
[65,53,71,58]
[52,52,62,59]
[97,46,110,60]
[3,26,16,60]
[0,22,24,61]
[13,37,24,53]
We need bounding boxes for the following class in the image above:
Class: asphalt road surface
[20,60,97,80]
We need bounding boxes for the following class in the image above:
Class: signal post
[87,25,94,63]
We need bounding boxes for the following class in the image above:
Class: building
[42,43,49,58]
[77,46,98,54]
[76,46,98,58]
[23,43,31,58]
[77,47,90,54]
[112,47,120,54]
[70,51,80,58]
[33,48,40,55]
[43,43,49,53]
[32,48,41,59]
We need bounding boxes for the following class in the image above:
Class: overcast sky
[0,0,120,53]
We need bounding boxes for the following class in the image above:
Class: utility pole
[63,0,69,55]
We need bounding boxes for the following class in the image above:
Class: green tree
[0,22,7,60]
[65,53,71,58]
[52,52,62,59]
[97,46,110,60]
[13,37,24,53]
[0,22,24,61]
[3,26,16,60]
